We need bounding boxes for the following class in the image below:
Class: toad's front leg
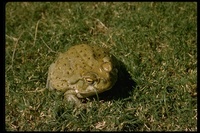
[64,89,82,105]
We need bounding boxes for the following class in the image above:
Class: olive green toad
[46,44,118,104]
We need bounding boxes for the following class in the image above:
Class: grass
[5,2,197,131]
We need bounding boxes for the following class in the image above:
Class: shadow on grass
[88,60,137,102]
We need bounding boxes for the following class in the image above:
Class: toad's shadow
[87,60,137,102]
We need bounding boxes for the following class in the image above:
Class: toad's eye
[83,72,98,85]
[86,78,94,85]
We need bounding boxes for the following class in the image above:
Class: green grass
[5,2,197,131]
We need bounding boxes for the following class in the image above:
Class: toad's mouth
[76,86,108,98]
[77,70,118,97]
[76,78,117,98]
